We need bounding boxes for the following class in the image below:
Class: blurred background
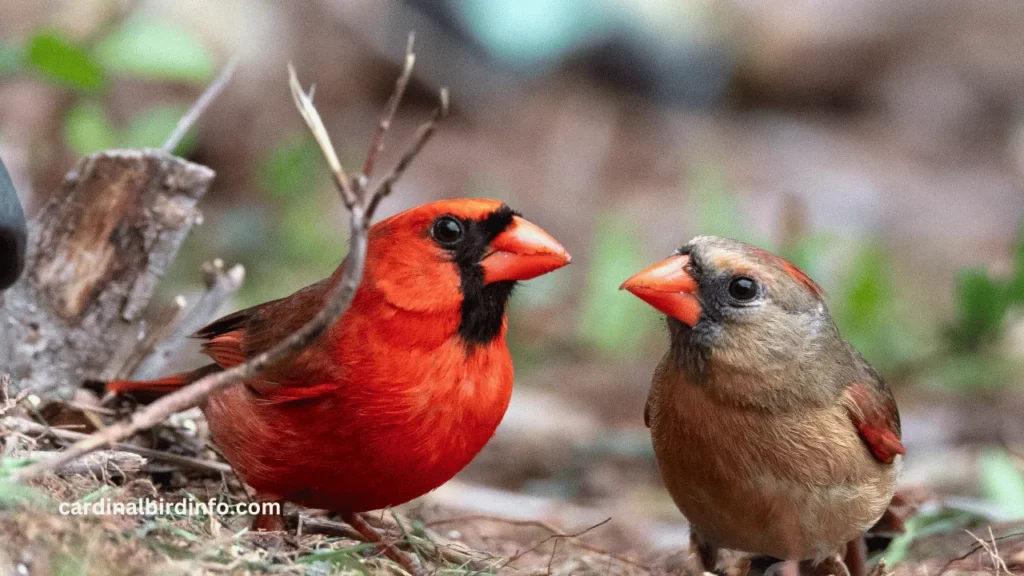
[1,0,1023,565]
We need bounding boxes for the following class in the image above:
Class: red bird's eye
[728,276,758,302]
[431,216,464,246]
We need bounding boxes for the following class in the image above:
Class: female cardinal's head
[365,198,570,344]
[622,236,847,384]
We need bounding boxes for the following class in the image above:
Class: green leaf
[1009,220,1024,302]
[93,16,212,83]
[578,214,659,355]
[124,105,193,154]
[951,269,1008,350]
[258,134,323,199]
[64,102,119,154]
[27,32,104,90]
[979,449,1024,519]
[882,506,986,564]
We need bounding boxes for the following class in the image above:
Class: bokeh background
[2,0,1023,565]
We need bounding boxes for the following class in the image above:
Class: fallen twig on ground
[2,416,230,474]
[428,514,649,571]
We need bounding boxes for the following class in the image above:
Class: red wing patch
[844,382,905,464]
[201,330,248,368]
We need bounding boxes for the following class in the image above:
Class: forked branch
[11,34,448,482]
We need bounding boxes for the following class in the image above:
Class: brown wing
[842,376,904,465]
[193,278,339,396]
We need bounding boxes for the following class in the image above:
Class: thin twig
[505,517,612,567]
[363,32,416,180]
[163,55,240,153]
[429,514,648,570]
[132,260,245,380]
[2,416,230,474]
[11,36,447,484]
[367,88,449,217]
[939,530,1024,574]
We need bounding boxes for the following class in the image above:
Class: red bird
[109,199,570,569]
[621,236,903,576]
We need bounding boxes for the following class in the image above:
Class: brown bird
[621,236,904,576]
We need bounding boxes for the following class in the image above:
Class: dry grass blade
[287,63,356,207]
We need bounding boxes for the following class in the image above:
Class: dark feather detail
[434,204,519,345]
[845,381,905,464]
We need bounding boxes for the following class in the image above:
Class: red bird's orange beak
[620,254,702,327]
[482,216,571,283]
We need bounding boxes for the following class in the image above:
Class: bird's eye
[431,216,464,246]
[728,276,758,302]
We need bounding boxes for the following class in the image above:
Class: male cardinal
[108,199,570,572]
[621,236,903,576]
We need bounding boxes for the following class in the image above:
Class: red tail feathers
[106,365,221,395]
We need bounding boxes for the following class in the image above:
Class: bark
[0,149,214,399]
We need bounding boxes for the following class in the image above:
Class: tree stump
[0,149,214,399]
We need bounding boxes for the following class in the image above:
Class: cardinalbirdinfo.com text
[58,498,281,517]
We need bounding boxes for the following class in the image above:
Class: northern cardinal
[621,236,903,576]
[108,199,570,572]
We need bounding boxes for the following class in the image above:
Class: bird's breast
[646,357,897,562]
[206,330,514,514]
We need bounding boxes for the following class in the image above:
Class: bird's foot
[252,510,287,532]
[343,511,427,576]
[805,556,852,576]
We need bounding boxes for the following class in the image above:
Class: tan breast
[647,359,897,562]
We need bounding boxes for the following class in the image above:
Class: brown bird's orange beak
[482,216,571,283]
[620,254,702,327]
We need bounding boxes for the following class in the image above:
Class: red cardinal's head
[366,199,570,343]
[621,236,838,378]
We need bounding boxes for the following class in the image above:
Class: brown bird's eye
[431,216,464,246]
[728,276,758,302]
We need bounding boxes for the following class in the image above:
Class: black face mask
[0,155,26,291]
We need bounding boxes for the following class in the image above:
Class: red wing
[843,381,905,464]
[192,278,340,398]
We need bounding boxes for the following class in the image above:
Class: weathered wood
[130,259,244,380]
[0,149,214,398]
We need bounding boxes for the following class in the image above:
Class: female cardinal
[621,236,903,576]
[108,199,570,571]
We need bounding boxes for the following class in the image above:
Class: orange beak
[620,254,702,327]
[481,216,571,283]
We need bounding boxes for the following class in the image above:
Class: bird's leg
[805,555,852,576]
[688,530,719,574]
[843,538,867,576]
[342,511,427,576]
[251,497,286,531]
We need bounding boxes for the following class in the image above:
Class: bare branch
[163,55,240,154]
[363,32,416,180]
[367,87,449,217]
[288,64,357,208]
[10,35,445,483]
